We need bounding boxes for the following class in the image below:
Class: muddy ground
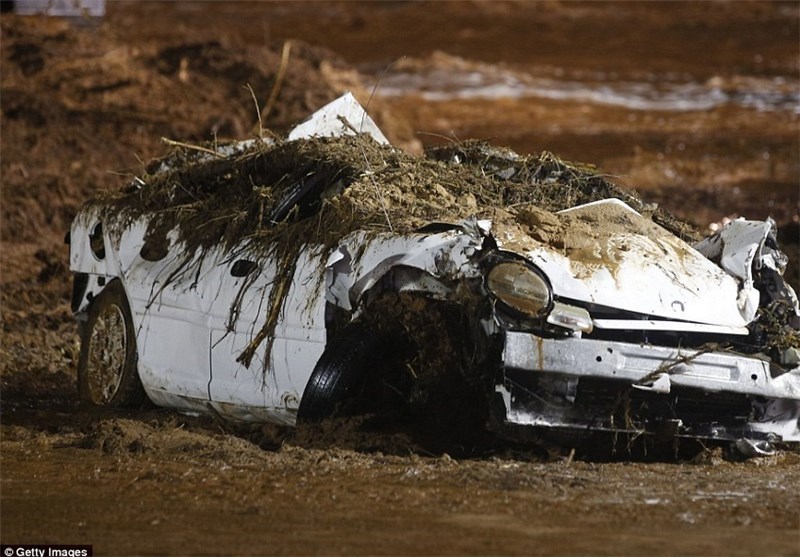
[1,2,799,555]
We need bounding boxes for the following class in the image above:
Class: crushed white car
[69,93,800,454]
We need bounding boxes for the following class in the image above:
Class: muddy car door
[204,246,329,424]
[117,225,219,411]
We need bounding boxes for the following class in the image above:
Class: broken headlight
[487,261,552,318]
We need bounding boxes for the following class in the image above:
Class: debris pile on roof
[93,134,698,260]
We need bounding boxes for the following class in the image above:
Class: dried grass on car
[94,135,697,254]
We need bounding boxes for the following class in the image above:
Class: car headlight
[486,261,552,318]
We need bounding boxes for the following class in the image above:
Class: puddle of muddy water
[377,55,800,113]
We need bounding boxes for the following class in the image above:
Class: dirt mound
[72,414,437,463]
[0,15,414,245]
[285,417,422,455]
[77,417,270,465]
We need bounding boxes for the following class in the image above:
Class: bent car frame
[69,93,800,455]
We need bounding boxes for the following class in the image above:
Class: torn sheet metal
[287,92,389,144]
[695,217,800,318]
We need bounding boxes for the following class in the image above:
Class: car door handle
[230,260,258,277]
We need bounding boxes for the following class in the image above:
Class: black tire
[77,280,146,407]
[297,322,390,423]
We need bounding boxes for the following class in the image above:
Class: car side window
[269,170,349,225]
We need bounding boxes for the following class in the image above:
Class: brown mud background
[2,2,799,555]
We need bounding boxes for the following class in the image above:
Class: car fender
[325,228,484,313]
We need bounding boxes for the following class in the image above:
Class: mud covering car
[69,93,800,456]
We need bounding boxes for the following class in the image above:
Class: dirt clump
[76,417,272,466]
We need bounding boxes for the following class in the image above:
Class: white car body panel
[591,319,749,335]
[287,91,389,145]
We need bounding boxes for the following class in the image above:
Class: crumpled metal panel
[503,331,800,401]
[326,229,483,313]
[695,217,800,319]
[500,331,800,443]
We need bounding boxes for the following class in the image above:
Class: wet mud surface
[3,412,800,556]
[2,2,799,555]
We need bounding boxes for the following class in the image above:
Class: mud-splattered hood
[485,199,752,329]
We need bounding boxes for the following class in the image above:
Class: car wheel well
[323,265,454,345]
[305,290,500,452]
[77,279,146,408]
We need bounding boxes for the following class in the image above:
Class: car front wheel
[77,280,145,407]
[296,321,391,423]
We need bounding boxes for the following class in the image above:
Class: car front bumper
[496,332,800,443]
